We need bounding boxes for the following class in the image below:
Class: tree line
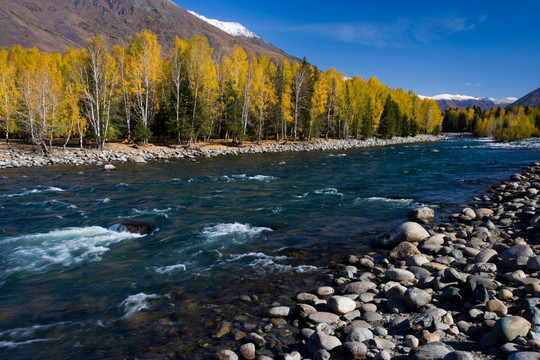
[442,106,540,142]
[0,29,443,151]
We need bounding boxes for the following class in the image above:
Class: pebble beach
[213,162,540,360]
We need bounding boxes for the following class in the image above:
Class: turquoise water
[0,137,539,359]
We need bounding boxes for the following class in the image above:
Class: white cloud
[283,14,485,48]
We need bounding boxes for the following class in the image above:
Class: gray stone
[267,306,291,318]
[527,256,540,271]
[385,268,415,282]
[295,304,317,318]
[373,350,392,360]
[477,203,495,217]
[380,222,430,248]
[408,342,454,360]
[129,155,147,163]
[387,296,408,314]
[373,326,387,337]
[501,342,524,354]
[474,248,499,263]
[501,245,534,268]
[444,268,463,283]
[408,207,435,224]
[104,164,117,171]
[296,292,318,303]
[215,349,239,360]
[364,338,396,350]
[404,287,432,309]
[388,242,422,261]
[443,351,475,360]
[328,295,357,315]
[342,281,377,295]
[284,352,302,360]
[464,262,497,273]
[491,316,532,345]
[346,327,374,343]
[342,342,368,359]
[530,214,540,229]
[409,266,432,280]
[300,328,316,339]
[410,308,447,331]
[461,207,476,219]
[406,254,430,267]
[308,330,342,353]
[308,312,340,324]
[313,349,331,360]
[405,334,420,348]
[384,282,407,298]
[238,343,255,360]
[362,311,383,322]
[315,286,335,297]
[388,316,410,329]
[507,352,540,360]
[245,333,266,348]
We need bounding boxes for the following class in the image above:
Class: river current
[1,137,539,359]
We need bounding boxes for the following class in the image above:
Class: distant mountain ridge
[0,0,294,62]
[420,94,517,111]
[510,87,540,108]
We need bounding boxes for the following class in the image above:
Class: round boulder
[380,222,430,248]
[388,242,421,261]
[328,296,357,315]
[346,327,374,343]
[385,268,415,282]
[268,306,292,318]
[408,342,454,360]
[491,316,532,345]
[308,330,342,353]
[342,341,368,359]
[342,281,377,295]
[308,312,340,324]
[238,343,255,360]
[408,207,435,224]
[214,350,239,360]
[404,287,432,309]
[501,245,534,268]
[507,352,540,360]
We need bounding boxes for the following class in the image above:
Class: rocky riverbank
[0,135,441,169]
[213,163,540,360]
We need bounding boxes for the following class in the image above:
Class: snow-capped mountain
[187,10,259,39]
[419,94,518,111]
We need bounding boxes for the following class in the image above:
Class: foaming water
[0,226,142,276]
[201,223,273,244]
[0,137,539,359]
[120,293,161,318]
[1,186,65,198]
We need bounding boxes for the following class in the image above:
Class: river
[0,137,539,359]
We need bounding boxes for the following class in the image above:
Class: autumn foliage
[0,30,443,150]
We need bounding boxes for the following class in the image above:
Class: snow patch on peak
[431,94,481,101]
[187,10,259,39]
[420,94,518,105]
[492,97,518,105]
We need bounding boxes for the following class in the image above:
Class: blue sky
[172,1,540,99]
